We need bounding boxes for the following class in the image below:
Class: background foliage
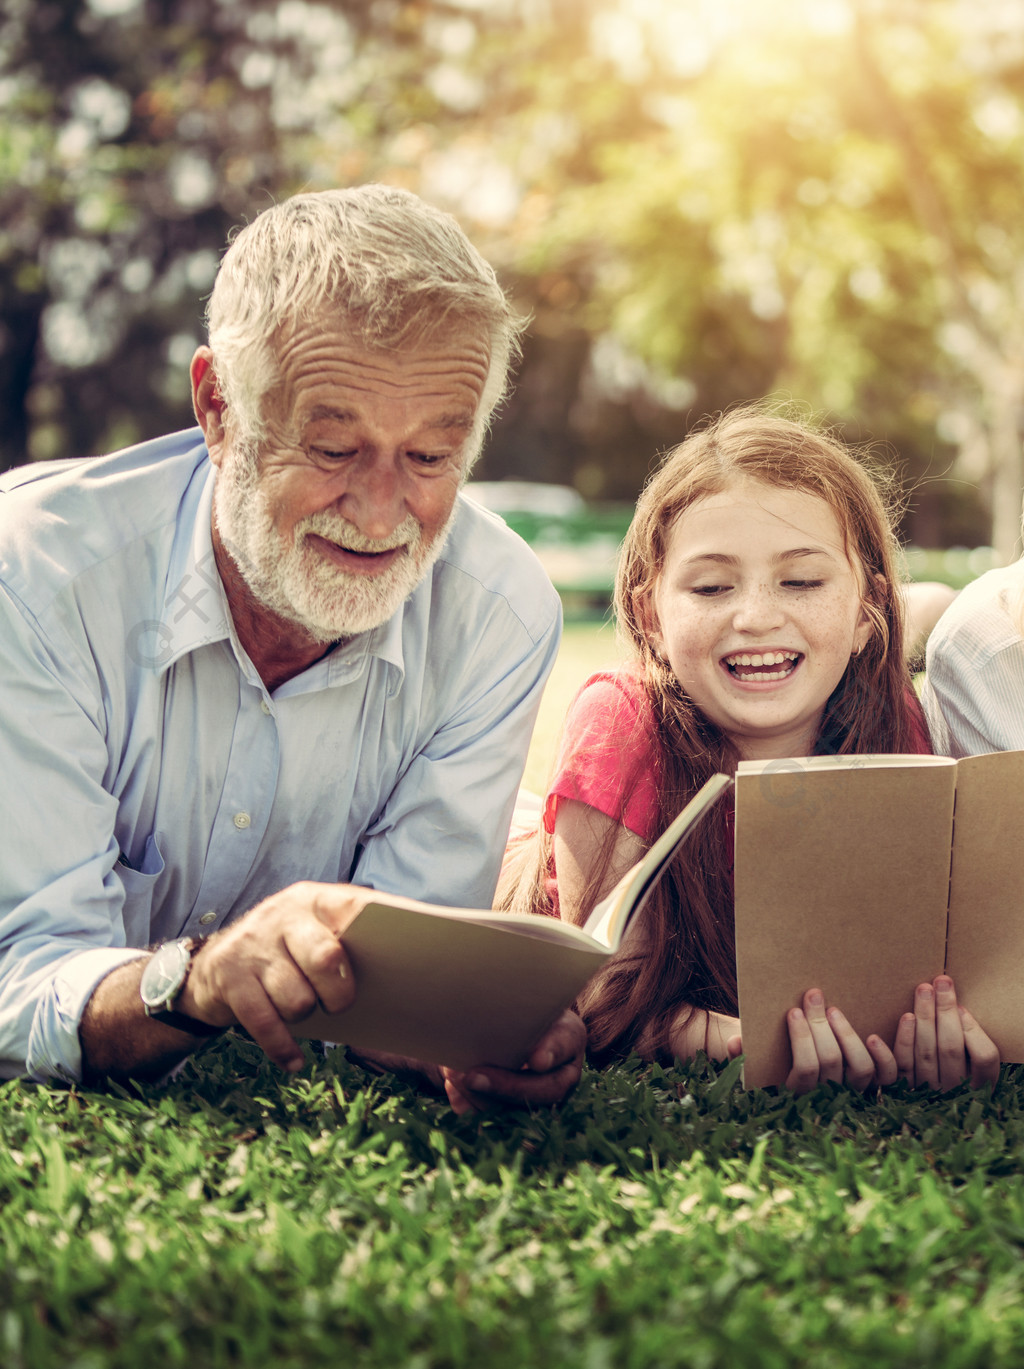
[2,0,1022,552]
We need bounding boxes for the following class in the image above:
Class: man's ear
[191,348,227,466]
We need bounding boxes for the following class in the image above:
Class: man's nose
[336,454,406,538]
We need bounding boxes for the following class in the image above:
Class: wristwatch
[140,937,225,1036]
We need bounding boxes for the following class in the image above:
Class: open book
[295,773,732,1069]
[734,750,1024,1088]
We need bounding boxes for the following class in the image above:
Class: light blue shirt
[0,430,561,1082]
[921,561,1024,757]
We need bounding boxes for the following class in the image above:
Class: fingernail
[918,985,933,1000]
[466,1072,491,1092]
[807,989,823,1006]
[935,976,952,992]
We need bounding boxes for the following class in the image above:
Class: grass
[9,622,1023,1367]
[5,1039,1024,1367]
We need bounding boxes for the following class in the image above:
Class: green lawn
[5,1040,1024,1367]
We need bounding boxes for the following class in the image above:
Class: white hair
[206,185,523,468]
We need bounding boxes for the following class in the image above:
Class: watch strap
[148,1007,226,1037]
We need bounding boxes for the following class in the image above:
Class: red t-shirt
[544,671,661,843]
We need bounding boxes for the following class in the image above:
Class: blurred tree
[464,0,1023,555]
[0,0,451,471]
[3,0,1021,559]
[0,0,288,469]
[362,0,1012,550]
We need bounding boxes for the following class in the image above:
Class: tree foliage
[2,0,1022,551]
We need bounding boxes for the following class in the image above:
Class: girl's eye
[782,579,825,590]
[691,585,730,597]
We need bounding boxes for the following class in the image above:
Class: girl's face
[649,478,874,761]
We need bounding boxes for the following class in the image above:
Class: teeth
[725,651,798,668]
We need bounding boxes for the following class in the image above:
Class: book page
[582,773,733,948]
[945,749,1024,1063]
[295,904,609,1070]
[734,756,955,1088]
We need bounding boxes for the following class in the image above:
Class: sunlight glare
[596,0,853,75]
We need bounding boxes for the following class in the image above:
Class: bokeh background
[3,0,1022,582]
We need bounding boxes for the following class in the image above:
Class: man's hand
[179,881,366,1072]
[437,1009,587,1115]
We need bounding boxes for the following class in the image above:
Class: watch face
[140,939,191,1011]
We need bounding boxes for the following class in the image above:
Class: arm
[922,603,1024,758]
[332,545,577,1108]
[80,882,365,1082]
[0,584,158,1083]
[350,517,561,914]
[554,799,740,1061]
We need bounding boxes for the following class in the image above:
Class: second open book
[734,750,1024,1087]
[295,774,732,1069]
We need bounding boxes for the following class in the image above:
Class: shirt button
[233,811,251,829]
[261,699,272,715]
[199,910,217,926]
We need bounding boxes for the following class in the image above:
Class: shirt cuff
[26,946,149,1084]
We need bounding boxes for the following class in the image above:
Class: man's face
[211,317,490,642]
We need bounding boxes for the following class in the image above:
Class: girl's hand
[785,988,891,1094]
[666,1007,742,1061]
[705,1010,743,1061]
[889,976,999,1091]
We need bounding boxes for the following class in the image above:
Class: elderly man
[0,186,582,1111]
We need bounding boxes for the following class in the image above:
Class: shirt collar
[155,462,232,673]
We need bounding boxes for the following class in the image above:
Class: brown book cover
[734,751,1024,1087]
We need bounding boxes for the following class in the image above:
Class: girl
[501,406,999,1092]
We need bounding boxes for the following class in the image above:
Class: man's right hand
[178,881,364,1072]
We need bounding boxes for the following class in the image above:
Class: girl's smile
[650,478,873,760]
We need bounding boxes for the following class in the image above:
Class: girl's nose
[731,584,785,634]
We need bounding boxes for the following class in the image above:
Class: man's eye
[313,447,357,462]
[408,451,448,468]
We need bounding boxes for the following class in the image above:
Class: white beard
[214,453,455,642]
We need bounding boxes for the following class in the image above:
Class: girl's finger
[785,1007,823,1094]
[960,1007,1001,1090]
[893,1012,916,1084]
[827,1005,875,1092]
[913,982,939,1089]
[867,1033,899,1088]
[801,989,843,1085]
[933,976,967,1091]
